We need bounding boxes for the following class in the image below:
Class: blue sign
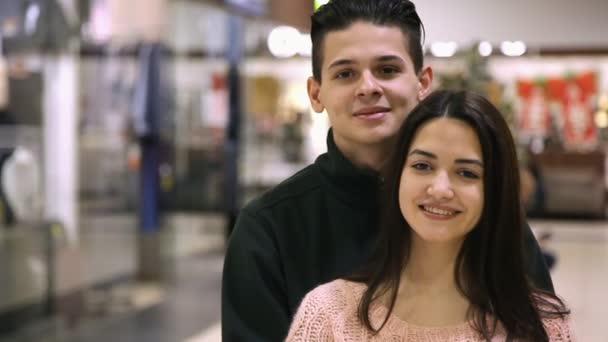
[225,0,268,16]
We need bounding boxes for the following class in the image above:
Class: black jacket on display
[221,130,554,342]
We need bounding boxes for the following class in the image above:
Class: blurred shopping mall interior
[1,0,608,341]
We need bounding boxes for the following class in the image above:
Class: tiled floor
[531,220,608,342]
[185,323,220,342]
[63,253,224,342]
[2,219,607,341]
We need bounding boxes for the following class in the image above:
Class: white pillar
[43,55,79,245]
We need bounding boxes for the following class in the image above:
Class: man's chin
[353,131,397,147]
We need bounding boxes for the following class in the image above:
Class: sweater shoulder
[303,279,350,310]
[296,279,364,320]
[286,279,351,341]
[542,315,574,341]
[537,295,574,341]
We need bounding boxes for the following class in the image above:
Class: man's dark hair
[310,0,425,82]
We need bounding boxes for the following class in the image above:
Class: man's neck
[333,134,394,172]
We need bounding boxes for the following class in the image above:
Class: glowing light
[478,41,493,57]
[430,41,458,58]
[267,26,301,58]
[598,94,608,110]
[595,110,608,128]
[298,33,312,57]
[500,41,527,57]
[314,0,330,10]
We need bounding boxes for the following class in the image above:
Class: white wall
[166,1,228,53]
[415,0,608,47]
[166,0,275,55]
[89,0,168,42]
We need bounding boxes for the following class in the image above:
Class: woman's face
[399,117,484,245]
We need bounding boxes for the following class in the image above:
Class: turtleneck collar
[315,129,383,208]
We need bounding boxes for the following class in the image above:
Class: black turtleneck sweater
[221,131,553,342]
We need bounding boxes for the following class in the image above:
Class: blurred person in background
[521,162,557,271]
[286,90,572,341]
[222,1,554,340]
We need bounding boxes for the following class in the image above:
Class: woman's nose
[427,171,454,199]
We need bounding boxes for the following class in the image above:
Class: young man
[222,1,554,340]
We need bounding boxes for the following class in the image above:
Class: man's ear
[417,66,433,101]
[307,77,325,113]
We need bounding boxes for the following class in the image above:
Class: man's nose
[356,70,382,98]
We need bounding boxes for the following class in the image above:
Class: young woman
[286,90,572,341]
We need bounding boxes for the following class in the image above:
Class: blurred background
[0,0,607,341]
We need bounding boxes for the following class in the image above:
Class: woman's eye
[411,162,431,171]
[458,169,480,179]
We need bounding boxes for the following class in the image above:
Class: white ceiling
[415,0,608,48]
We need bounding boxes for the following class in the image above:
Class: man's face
[307,21,432,154]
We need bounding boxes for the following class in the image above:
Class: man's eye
[379,66,398,74]
[335,70,354,79]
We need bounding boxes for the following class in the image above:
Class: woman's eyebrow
[409,149,483,167]
[455,158,484,167]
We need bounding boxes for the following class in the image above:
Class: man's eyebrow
[409,149,484,167]
[376,55,405,63]
[328,59,355,69]
[327,55,405,70]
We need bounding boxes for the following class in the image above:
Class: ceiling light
[430,41,458,58]
[297,33,312,57]
[478,41,493,57]
[267,26,300,58]
[500,41,526,57]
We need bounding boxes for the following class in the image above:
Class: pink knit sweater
[286,279,574,341]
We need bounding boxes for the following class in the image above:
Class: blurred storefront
[416,0,608,219]
[0,0,79,334]
[426,52,608,219]
[0,0,317,335]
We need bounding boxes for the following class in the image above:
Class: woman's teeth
[422,205,456,216]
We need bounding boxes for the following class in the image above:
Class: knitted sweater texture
[286,279,573,341]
